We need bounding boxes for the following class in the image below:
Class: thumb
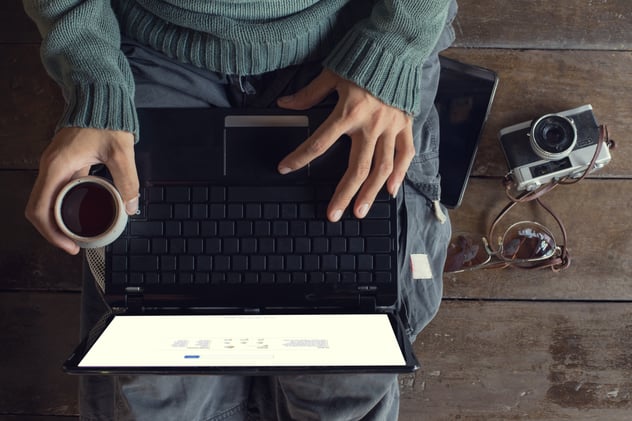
[277,69,337,110]
[104,134,140,215]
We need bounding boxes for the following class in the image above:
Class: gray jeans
[80,2,456,419]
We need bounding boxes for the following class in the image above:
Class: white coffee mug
[54,176,128,248]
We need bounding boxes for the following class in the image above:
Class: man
[24,0,456,419]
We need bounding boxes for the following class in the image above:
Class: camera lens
[529,114,577,160]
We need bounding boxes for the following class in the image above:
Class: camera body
[499,104,611,191]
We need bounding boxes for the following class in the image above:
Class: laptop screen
[436,56,498,208]
[73,314,407,370]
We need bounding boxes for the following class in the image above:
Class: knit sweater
[24,0,451,139]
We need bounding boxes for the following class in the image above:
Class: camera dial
[529,114,577,160]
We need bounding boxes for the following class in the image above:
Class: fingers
[277,110,347,174]
[24,128,138,255]
[277,69,337,111]
[26,154,82,255]
[277,70,416,222]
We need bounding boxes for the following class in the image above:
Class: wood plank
[0,171,82,291]
[0,44,63,170]
[442,48,632,179]
[0,416,77,421]
[7,0,632,50]
[453,0,632,50]
[400,300,632,420]
[0,292,79,417]
[444,178,632,301]
[0,0,41,44]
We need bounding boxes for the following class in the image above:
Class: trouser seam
[204,399,249,421]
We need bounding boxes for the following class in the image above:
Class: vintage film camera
[498,104,611,191]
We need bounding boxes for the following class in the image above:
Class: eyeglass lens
[501,222,556,260]
[444,233,489,272]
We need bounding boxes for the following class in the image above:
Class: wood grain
[0,44,63,170]
[453,0,632,50]
[0,171,82,291]
[0,0,41,44]
[400,300,632,420]
[442,48,632,179]
[0,292,79,417]
[444,178,632,300]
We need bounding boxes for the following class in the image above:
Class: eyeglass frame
[444,125,615,274]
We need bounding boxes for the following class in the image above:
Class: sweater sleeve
[322,0,452,115]
[23,0,138,139]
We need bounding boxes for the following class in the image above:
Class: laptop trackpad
[225,115,310,181]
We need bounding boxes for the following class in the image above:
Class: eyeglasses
[444,198,569,273]
[444,124,614,274]
[443,125,615,273]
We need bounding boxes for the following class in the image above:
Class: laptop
[64,57,496,376]
[436,56,498,208]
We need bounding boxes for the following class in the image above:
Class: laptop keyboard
[107,185,395,286]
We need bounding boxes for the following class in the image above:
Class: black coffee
[61,182,116,237]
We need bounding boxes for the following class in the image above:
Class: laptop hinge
[359,295,377,313]
[125,287,144,314]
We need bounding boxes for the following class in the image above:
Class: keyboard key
[174,204,191,219]
[165,186,190,202]
[339,255,355,271]
[161,255,176,271]
[148,203,171,220]
[245,204,262,219]
[178,255,195,271]
[147,186,164,202]
[321,255,337,271]
[357,255,374,270]
[130,239,150,254]
[129,256,158,272]
[277,238,293,254]
[263,203,279,219]
[295,237,311,254]
[281,204,298,219]
[131,221,163,236]
[366,202,390,219]
[250,255,266,271]
[182,221,199,237]
[196,256,212,272]
[189,237,205,256]
[169,238,186,254]
[151,238,168,254]
[194,272,210,284]
[191,186,208,202]
[112,256,127,271]
[165,221,181,237]
[191,204,208,219]
[361,220,391,236]
[209,187,225,202]
[366,237,391,253]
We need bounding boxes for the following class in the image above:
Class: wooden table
[1,1,631,419]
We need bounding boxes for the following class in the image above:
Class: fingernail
[331,209,343,222]
[126,195,139,215]
[278,167,293,175]
[392,183,401,198]
[278,95,293,104]
[358,203,370,218]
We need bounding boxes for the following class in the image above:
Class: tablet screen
[78,313,406,368]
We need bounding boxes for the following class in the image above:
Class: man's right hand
[25,127,139,255]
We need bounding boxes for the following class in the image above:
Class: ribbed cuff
[58,83,139,141]
[323,30,422,115]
